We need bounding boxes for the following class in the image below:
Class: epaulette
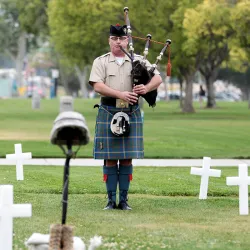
[98,52,111,59]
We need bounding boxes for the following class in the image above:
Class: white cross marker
[6,144,32,180]
[226,164,250,215]
[0,185,32,250]
[190,157,221,199]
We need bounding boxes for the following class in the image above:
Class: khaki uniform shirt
[89,52,160,92]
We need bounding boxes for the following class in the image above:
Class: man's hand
[119,91,138,105]
[133,84,149,95]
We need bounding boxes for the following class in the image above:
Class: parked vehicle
[157,90,184,101]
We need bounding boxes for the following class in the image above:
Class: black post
[54,78,58,97]
[62,142,72,225]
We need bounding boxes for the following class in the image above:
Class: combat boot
[103,165,118,210]
[117,190,132,210]
[103,191,117,210]
[118,165,133,210]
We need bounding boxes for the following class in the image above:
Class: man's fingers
[134,86,145,91]
[128,94,138,102]
[123,91,139,104]
[129,95,138,101]
[130,97,138,102]
[134,84,144,87]
[130,92,138,96]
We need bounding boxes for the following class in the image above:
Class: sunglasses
[110,36,128,41]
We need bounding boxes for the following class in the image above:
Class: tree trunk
[59,69,71,95]
[15,32,26,88]
[205,75,216,108]
[245,71,250,108]
[75,65,89,98]
[203,69,219,108]
[182,74,195,113]
[248,87,250,109]
[164,76,169,101]
[179,78,183,109]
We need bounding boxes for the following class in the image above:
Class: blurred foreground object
[26,110,90,249]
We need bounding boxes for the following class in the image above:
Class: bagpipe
[121,7,172,107]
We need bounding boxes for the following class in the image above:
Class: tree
[0,0,49,87]
[231,0,250,107]
[170,0,202,113]
[0,0,26,87]
[183,0,235,108]
[47,0,176,98]
[17,0,49,36]
[48,0,123,97]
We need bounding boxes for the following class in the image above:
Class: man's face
[109,36,128,55]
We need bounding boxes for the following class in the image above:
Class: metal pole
[62,142,72,225]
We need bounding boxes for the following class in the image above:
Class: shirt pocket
[106,68,118,89]
[123,72,132,91]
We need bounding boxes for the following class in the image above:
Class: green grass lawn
[0,98,249,158]
[1,166,250,250]
[1,99,250,249]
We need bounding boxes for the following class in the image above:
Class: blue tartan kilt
[94,104,144,159]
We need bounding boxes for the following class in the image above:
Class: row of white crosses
[191,157,250,215]
[0,144,32,250]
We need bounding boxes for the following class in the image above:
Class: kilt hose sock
[118,165,133,202]
[103,165,118,202]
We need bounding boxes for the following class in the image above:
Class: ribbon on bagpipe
[122,7,172,107]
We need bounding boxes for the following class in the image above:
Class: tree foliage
[183,0,235,107]
[170,0,203,112]
[17,0,49,35]
[170,0,202,77]
[231,1,250,61]
[47,0,175,68]
[230,1,250,107]
[0,0,49,57]
[0,0,21,58]
[48,0,122,67]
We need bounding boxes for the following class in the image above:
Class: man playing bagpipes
[89,7,170,210]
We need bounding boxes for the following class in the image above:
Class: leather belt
[101,97,136,108]
[101,97,117,106]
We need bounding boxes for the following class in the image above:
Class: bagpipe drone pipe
[121,7,172,107]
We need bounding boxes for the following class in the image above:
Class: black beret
[110,24,127,37]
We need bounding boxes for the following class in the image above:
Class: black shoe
[103,200,116,210]
[118,200,132,210]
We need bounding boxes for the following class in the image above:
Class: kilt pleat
[93,104,144,159]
